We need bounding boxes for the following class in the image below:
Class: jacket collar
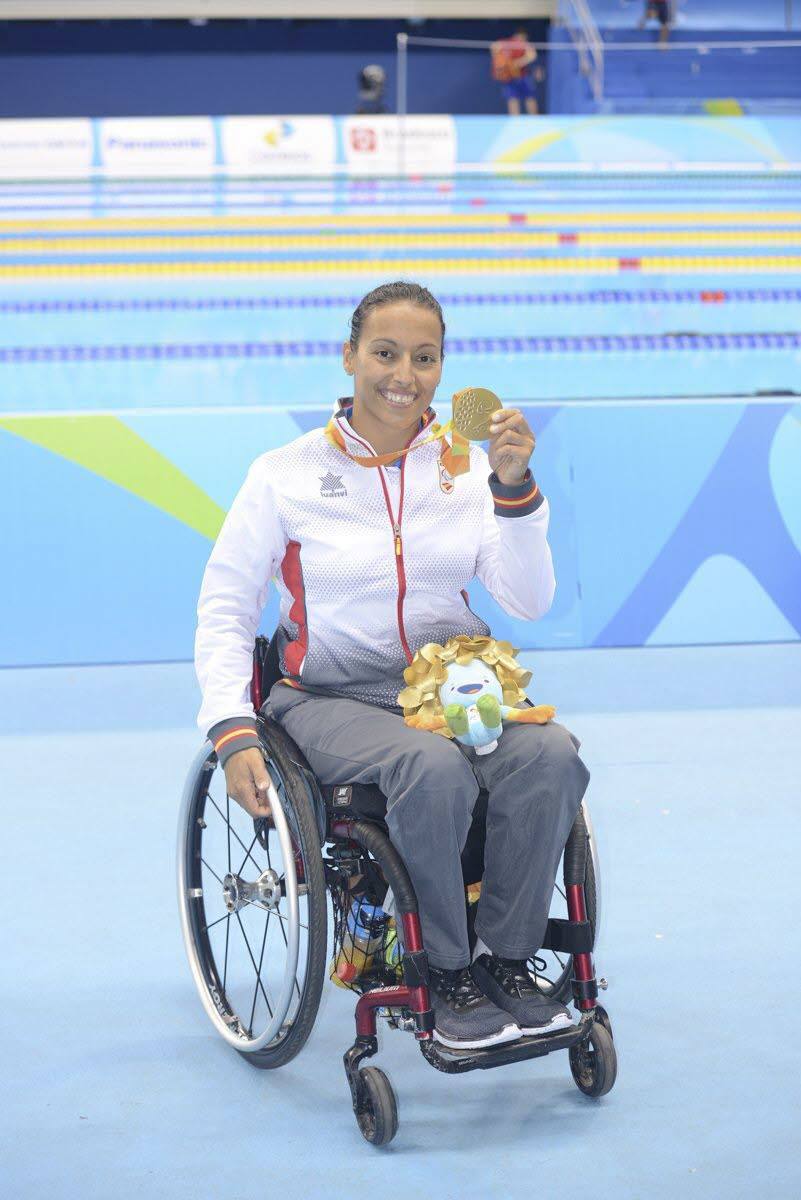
[331,402,437,458]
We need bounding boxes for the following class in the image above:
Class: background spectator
[355,63,388,114]
[639,1,672,47]
[491,27,539,115]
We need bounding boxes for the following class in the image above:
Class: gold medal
[451,387,502,441]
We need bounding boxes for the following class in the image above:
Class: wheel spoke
[226,793,232,874]
[201,857,224,886]
[249,912,271,1034]
[273,905,302,1001]
[223,911,231,991]
[275,910,309,933]
[207,793,263,875]
[237,832,261,878]
[204,911,232,933]
[235,911,274,1018]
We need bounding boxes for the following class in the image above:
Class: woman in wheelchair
[186,281,614,1140]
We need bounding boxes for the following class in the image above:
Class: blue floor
[4,644,800,1198]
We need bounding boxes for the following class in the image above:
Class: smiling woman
[195,277,589,1052]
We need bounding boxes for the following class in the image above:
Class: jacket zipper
[377,463,412,664]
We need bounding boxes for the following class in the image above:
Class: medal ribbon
[324,417,471,476]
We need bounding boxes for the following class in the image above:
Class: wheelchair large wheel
[527,799,600,1005]
[177,720,328,1068]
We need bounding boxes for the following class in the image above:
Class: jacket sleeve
[473,448,556,622]
[195,456,285,765]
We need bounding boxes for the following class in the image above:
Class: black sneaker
[428,964,522,1050]
[470,954,574,1036]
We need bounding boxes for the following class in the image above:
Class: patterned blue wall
[1,398,798,666]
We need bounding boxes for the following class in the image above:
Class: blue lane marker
[0,288,799,315]
[1,331,799,363]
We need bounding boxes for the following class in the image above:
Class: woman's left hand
[487,408,536,485]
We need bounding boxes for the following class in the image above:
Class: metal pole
[397,32,408,181]
[787,0,793,31]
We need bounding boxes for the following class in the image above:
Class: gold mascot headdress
[397,635,531,739]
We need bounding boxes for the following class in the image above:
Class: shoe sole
[517,1011,575,1037]
[433,1021,522,1051]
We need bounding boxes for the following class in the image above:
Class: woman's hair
[348,280,445,356]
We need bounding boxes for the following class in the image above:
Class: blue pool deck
[3,643,800,1199]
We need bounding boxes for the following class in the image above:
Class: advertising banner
[1,115,800,180]
[99,117,216,176]
[0,118,93,178]
[341,115,457,175]
[221,116,336,175]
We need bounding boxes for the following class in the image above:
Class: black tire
[594,1004,613,1039]
[179,720,328,1070]
[356,1067,399,1147]
[569,1022,617,1098]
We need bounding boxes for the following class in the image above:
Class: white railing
[557,0,604,104]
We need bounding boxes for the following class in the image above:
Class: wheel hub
[222,868,282,913]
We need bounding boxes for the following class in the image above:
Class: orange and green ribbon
[324,417,471,476]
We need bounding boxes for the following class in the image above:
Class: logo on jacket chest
[319,471,347,498]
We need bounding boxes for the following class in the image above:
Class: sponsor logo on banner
[222,117,336,174]
[100,118,215,175]
[342,116,456,174]
[0,119,93,177]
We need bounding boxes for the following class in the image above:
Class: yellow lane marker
[0,209,800,234]
[4,229,801,256]
[2,255,801,278]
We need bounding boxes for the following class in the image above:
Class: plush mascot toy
[398,635,555,755]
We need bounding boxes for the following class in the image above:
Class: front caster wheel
[355,1066,399,1146]
[570,1022,617,1098]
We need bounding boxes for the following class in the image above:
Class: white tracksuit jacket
[195,406,555,765]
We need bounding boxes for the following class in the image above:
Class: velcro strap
[541,918,593,955]
[402,950,430,989]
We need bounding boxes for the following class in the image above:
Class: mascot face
[438,660,503,709]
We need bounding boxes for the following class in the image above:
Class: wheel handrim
[177,743,303,1052]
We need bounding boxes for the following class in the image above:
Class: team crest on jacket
[437,459,454,494]
[319,471,347,498]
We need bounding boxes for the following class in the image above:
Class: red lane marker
[470,197,487,207]
[558,232,578,244]
[508,212,526,224]
[409,173,423,183]
[619,257,641,271]
[700,289,727,303]
[437,182,454,192]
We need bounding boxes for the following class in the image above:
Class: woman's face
[343,301,443,442]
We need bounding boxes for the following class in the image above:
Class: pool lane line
[1,209,800,234]
[2,331,799,364]
[1,287,799,315]
[2,255,801,278]
[4,229,801,256]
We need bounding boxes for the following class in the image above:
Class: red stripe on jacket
[281,540,308,676]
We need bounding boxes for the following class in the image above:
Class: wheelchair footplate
[418,1012,594,1074]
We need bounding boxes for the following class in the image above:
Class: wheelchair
[177,635,617,1146]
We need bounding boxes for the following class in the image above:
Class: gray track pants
[267,684,590,970]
